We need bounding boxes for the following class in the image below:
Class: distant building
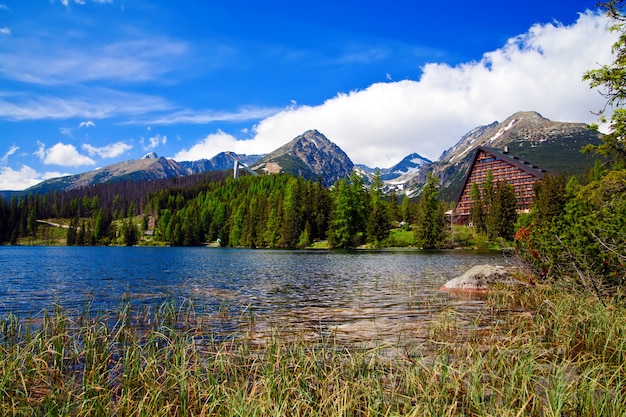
[454,146,547,221]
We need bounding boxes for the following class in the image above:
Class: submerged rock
[440,264,528,292]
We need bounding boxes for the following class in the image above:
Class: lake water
[0,246,514,344]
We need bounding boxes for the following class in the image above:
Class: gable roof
[455,146,547,204]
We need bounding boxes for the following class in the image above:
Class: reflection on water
[0,246,514,345]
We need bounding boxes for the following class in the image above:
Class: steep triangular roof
[455,146,547,204]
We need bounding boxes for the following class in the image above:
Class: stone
[440,264,527,292]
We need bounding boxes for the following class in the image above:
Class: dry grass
[0,287,625,416]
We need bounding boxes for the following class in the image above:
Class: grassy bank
[1,288,625,416]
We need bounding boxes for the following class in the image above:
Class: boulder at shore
[440,264,527,292]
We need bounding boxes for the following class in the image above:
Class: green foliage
[328,173,367,248]
[122,219,139,246]
[413,173,445,249]
[532,173,568,226]
[516,169,626,297]
[150,175,333,249]
[583,0,626,166]
[365,171,390,246]
[385,227,415,247]
[467,170,518,242]
[489,181,518,241]
[516,1,626,298]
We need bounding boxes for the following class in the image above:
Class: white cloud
[60,0,105,7]
[79,120,95,128]
[0,27,10,35]
[1,144,18,163]
[82,141,132,158]
[0,35,188,85]
[178,11,614,168]
[141,134,167,151]
[173,130,259,161]
[0,165,67,190]
[36,142,96,167]
[0,89,173,121]
[59,127,73,137]
[0,165,43,190]
[142,106,282,126]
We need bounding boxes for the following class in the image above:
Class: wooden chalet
[454,146,547,221]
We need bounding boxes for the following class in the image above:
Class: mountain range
[2,111,603,201]
[404,111,603,200]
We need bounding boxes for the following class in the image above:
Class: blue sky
[0,0,617,190]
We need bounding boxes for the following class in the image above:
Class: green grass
[385,227,416,247]
[1,287,625,416]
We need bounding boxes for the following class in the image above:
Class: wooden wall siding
[455,149,543,217]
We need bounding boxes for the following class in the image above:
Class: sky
[0,0,619,190]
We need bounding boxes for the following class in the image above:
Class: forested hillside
[0,170,231,245]
[0,170,417,249]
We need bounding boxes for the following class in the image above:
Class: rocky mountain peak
[404,111,603,200]
[252,130,354,187]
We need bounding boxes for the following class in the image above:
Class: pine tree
[492,181,518,241]
[366,171,389,246]
[329,173,366,248]
[414,173,445,249]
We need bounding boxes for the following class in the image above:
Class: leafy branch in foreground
[516,1,626,298]
[583,0,626,166]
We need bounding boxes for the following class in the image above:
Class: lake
[0,246,514,344]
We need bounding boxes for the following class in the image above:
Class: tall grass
[0,287,625,416]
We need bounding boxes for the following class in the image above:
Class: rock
[440,264,527,292]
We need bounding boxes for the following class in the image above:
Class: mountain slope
[251,129,354,187]
[11,130,352,195]
[25,153,189,195]
[406,111,603,201]
[381,153,431,181]
[178,152,262,174]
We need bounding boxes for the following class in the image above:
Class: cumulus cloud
[0,27,10,35]
[0,165,43,190]
[0,165,67,190]
[36,142,96,166]
[82,141,132,158]
[177,12,615,167]
[79,120,95,128]
[173,130,260,161]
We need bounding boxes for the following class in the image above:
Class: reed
[0,287,625,416]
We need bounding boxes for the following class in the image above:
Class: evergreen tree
[27,207,37,244]
[491,181,518,241]
[400,195,413,224]
[366,171,389,246]
[517,1,626,297]
[414,173,445,249]
[279,178,305,248]
[387,190,400,223]
[329,173,367,248]
[66,217,78,246]
[583,0,626,167]
[77,220,86,246]
[122,219,138,246]
[532,173,568,225]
